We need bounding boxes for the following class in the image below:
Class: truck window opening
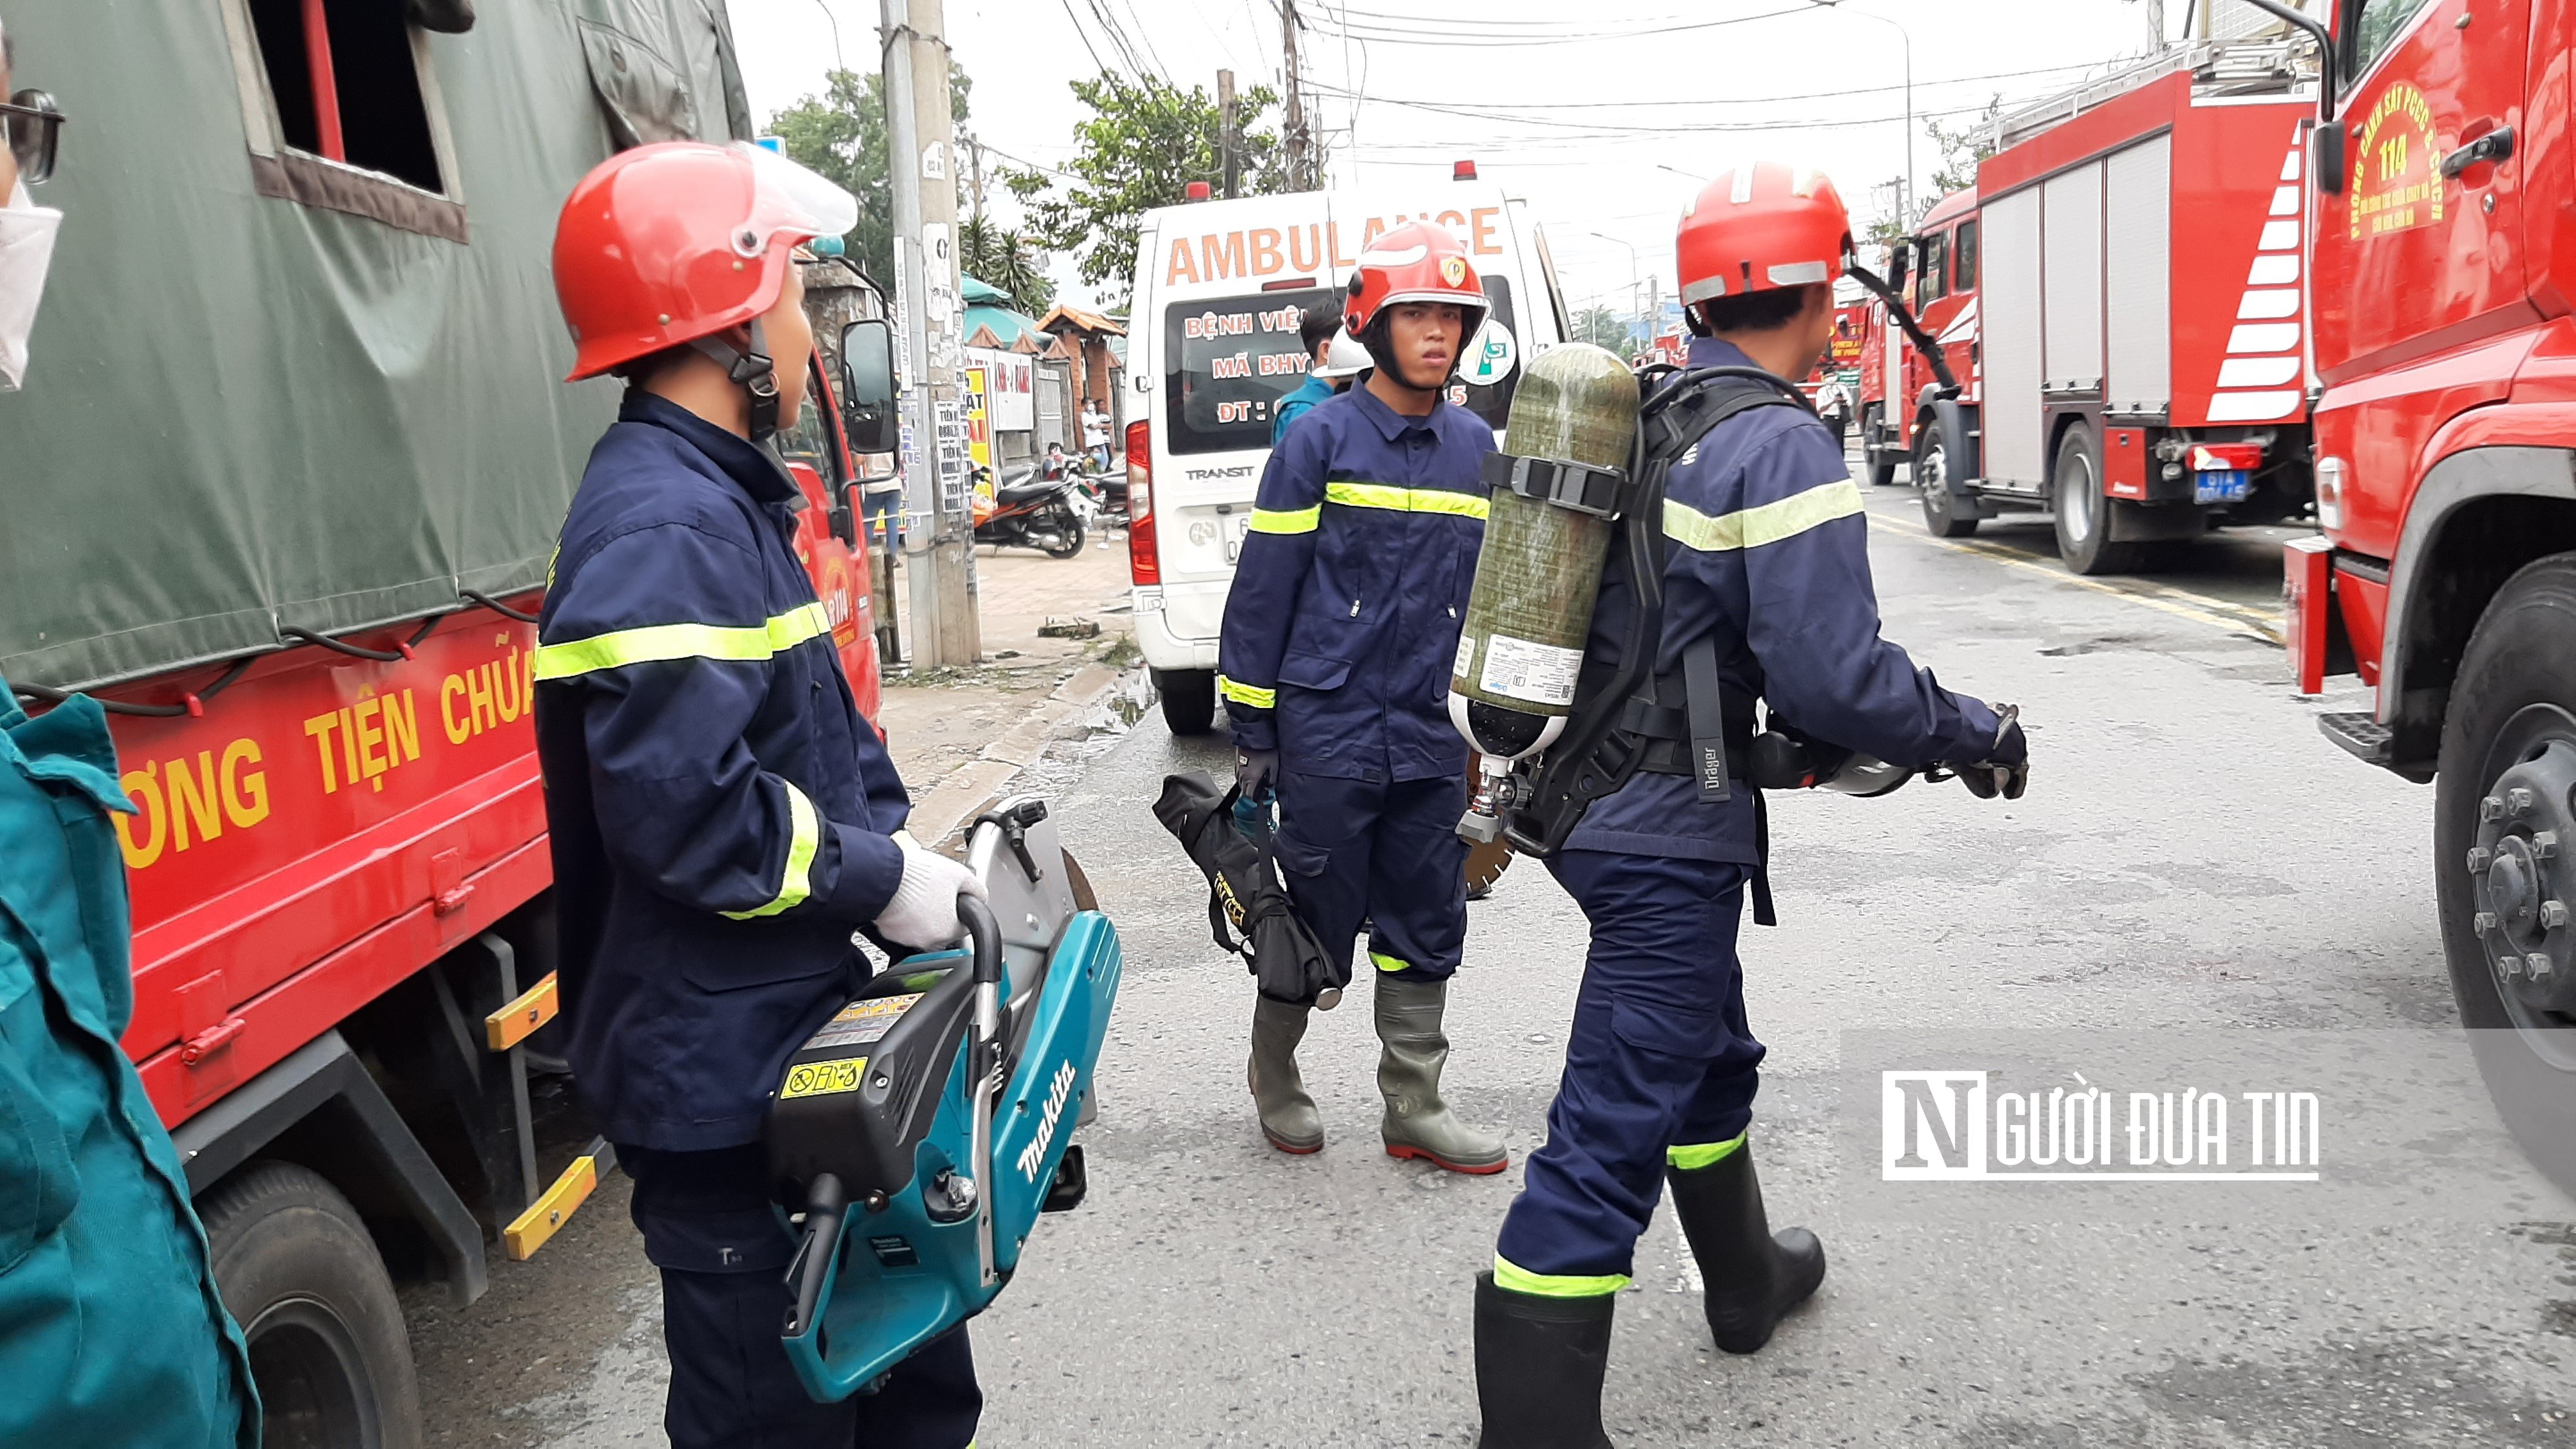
[2350,0,2438,80]
[1917,231,1950,308]
[1953,221,1979,295]
[245,0,445,194]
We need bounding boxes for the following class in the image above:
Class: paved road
[413,495,2576,1447]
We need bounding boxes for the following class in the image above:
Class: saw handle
[782,1172,845,1340]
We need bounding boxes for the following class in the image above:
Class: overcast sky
[730,1,2282,317]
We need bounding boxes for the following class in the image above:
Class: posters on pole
[933,395,972,517]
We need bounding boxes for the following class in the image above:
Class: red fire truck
[1867,40,2323,574]
[1,6,899,1440]
[2269,0,2576,1190]
[1860,195,1979,489]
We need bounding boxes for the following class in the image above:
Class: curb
[908,662,1139,844]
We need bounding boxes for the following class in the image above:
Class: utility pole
[882,0,979,667]
[1218,69,1239,199]
[1281,0,1310,188]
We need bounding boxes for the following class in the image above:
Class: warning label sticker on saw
[1478,633,1583,706]
[799,993,923,1052]
[780,1056,868,1100]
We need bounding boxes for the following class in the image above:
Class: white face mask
[0,178,64,391]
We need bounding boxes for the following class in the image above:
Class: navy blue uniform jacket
[1219,385,1496,783]
[536,393,910,1152]
[1568,338,2000,862]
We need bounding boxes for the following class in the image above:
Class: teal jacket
[0,686,258,1446]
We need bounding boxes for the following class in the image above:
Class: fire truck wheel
[2435,552,2576,1199]
[1914,429,1977,538]
[1860,406,1899,487]
[1156,668,1219,736]
[2051,422,2136,576]
[201,1160,424,1449]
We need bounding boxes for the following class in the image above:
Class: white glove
[873,833,988,952]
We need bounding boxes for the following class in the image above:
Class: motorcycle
[972,462,1087,558]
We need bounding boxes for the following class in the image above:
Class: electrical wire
[1305,59,2100,112]
[1309,3,1812,46]
[1056,0,1110,72]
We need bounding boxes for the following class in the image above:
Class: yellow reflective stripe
[1666,1131,1747,1172]
[1248,506,1322,535]
[1661,479,1864,554]
[1326,481,1409,510]
[1217,675,1276,709]
[721,781,821,920]
[533,602,834,681]
[1492,1255,1629,1299]
[1369,950,1411,973]
[1324,482,1490,520]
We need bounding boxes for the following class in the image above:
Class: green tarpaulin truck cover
[0,0,753,693]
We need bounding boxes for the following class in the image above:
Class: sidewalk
[874,526,1142,842]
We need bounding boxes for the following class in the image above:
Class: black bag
[1153,772,1349,1009]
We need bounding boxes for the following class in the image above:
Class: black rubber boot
[1473,1272,1616,1449]
[1665,1140,1825,1354]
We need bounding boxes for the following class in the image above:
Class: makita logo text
[1017,1059,1080,1183]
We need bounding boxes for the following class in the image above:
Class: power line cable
[1305,60,2097,112]
[1309,3,1811,45]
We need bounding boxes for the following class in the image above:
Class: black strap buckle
[1478,451,1626,517]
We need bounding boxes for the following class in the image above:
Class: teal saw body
[1450,343,1640,760]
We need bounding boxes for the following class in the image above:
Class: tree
[1572,304,1632,352]
[767,63,974,291]
[1925,95,2004,201]
[998,73,1307,304]
[958,215,1055,315]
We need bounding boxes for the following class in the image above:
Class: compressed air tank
[1448,342,1639,765]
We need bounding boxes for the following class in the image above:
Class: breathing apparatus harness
[1498,268,1966,914]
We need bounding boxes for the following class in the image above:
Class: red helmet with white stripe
[1344,221,1489,343]
[1675,162,1852,313]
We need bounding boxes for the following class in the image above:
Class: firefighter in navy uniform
[1218,222,1508,1173]
[1471,165,2030,1448]
[538,141,988,1449]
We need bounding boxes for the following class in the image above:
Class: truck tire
[201,1161,424,1449]
[1156,668,1218,736]
[2050,421,2136,576]
[2435,552,2576,1199]
[1914,427,1977,538]
[1860,405,1898,487]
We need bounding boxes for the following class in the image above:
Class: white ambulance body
[1122,173,1573,734]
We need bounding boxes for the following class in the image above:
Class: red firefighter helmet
[1675,162,1852,313]
[1344,221,1489,343]
[552,141,858,381]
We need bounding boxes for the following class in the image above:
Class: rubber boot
[1472,1273,1616,1449]
[1248,997,1323,1154]
[1374,976,1508,1174]
[1665,1138,1825,1354]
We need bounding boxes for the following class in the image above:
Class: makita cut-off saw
[767,796,1122,1402]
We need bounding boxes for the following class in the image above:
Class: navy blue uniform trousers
[1271,769,1468,981]
[1493,851,1766,1283]
[622,1144,982,1448]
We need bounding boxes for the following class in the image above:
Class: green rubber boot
[1248,996,1323,1154]
[1374,976,1506,1174]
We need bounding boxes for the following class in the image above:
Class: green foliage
[1571,304,1632,352]
[999,73,1306,305]
[959,215,1055,315]
[1925,95,2004,203]
[767,63,973,289]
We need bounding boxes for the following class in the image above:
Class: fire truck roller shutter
[2041,162,2105,401]
[2104,137,2172,417]
[1981,188,2045,487]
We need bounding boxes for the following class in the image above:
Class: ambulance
[1121,165,1573,733]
